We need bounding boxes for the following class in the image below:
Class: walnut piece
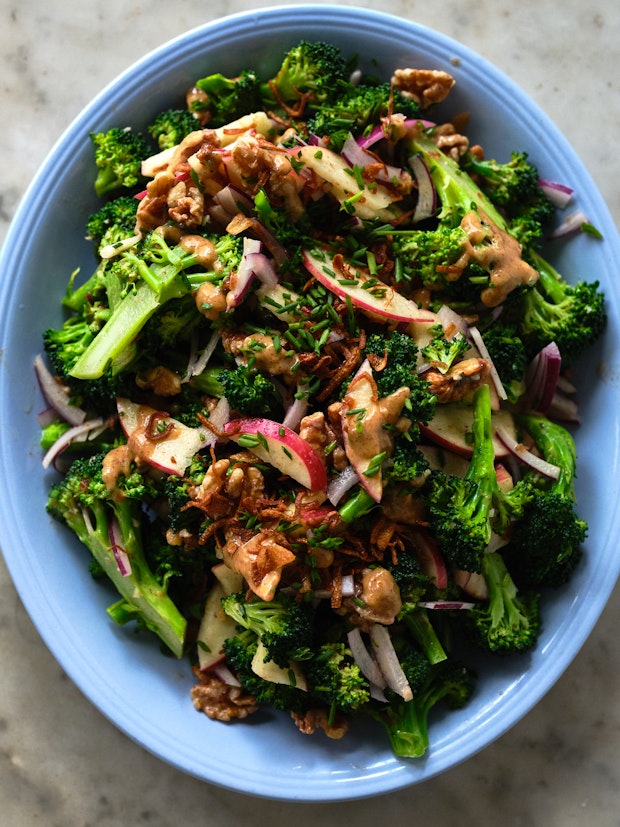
[391,68,455,108]
[191,671,259,721]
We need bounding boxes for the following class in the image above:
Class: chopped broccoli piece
[420,325,469,374]
[467,551,540,653]
[520,250,606,365]
[193,70,262,127]
[369,650,474,758]
[192,362,283,419]
[507,414,587,589]
[221,591,315,667]
[68,232,242,381]
[85,195,139,252]
[480,322,527,402]
[305,641,371,715]
[148,108,199,150]
[47,452,186,656]
[223,629,309,713]
[90,126,149,197]
[307,82,420,151]
[260,41,351,114]
[424,383,533,573]
[363,329,436,424]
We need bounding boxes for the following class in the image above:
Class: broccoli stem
[409,132,508,230]
[65,499,186,657]
[403,609,447,665]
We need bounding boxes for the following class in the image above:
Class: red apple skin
[224,417,328,492]
[303,248,436,324]
[412,530,449,590]
[419,406,516,459]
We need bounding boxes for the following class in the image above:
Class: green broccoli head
[260,41,351,113]
[467,551,540,653]
[222,591,315,667]
[148,108,199,150]
[90,126,149,197]
[305,641,371,714]
[86,195,139,251]
[193,70,262,127]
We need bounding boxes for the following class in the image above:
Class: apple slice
[223,417,328,492]
[419,404,517,458]
[197,580,239,671]
[303,247,437,325]
[211,562,244,596]
[251,639,308,691]
[411,530,449,590]
[294,144,402,221]
[116,397,210,476]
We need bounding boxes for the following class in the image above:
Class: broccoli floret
[467,551,540,653]
[68,232,242,381]
[90,126,149,197]
[260,41,351,114]
[47,452,186,656]
[480,322,527,402]
[161,453,210,532]
[193,70,262,127]
[463,151,556,250]
[221,591,314,667]
[192,362,283,419]
[223,629,309,713]
[520,250,606,365]
[148,108,199,150]
[424,383,533,573]
[85,195,139,251]
[363,329,436,424]
[388,224,470,292]
[42,317,135,415]
[464,151,541,210]
[305,641,371,715]
[420,325,469,374]
[369,650,474,758]
[307,82,420,151]
[507,414,587,589]
[387,437,430,487]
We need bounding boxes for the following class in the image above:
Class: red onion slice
[538,178,574,208]
[109,516,132,577]
[469,325,508,401]
[495,425,561,480]
[42,417,106,469]
[326,465,359,506]
[368,624,413,701]
[34,354,87,426]
[346,628,387,689]
[549,210,591,239]
[409,154,437,223]
[525,341,562,413]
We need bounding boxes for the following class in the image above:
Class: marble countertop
[1,1,619,824]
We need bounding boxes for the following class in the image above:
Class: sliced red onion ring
[495,425,561,480]
[469,325,508,401]
[42,417,106,469]
[34,354,87,426]
[185,328,221,381]
[282,387,309,431]
[418,600,475,610]
[409,154,437,223]
[326,465,359,506]
[525,341,562,413]
[538,178,574,208]
[368,624,413,701]
[341,134,405,188]
[226,237,262,308]
[549,210,591,239]
[346,627,386,689]
[109,516,132,577]
[197,396,231,447]
[212,662,242,687]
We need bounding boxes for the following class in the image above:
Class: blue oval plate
[1,4,619,801]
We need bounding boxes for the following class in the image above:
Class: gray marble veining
[1,1,619,824]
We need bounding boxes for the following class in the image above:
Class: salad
[36,41,606,758]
